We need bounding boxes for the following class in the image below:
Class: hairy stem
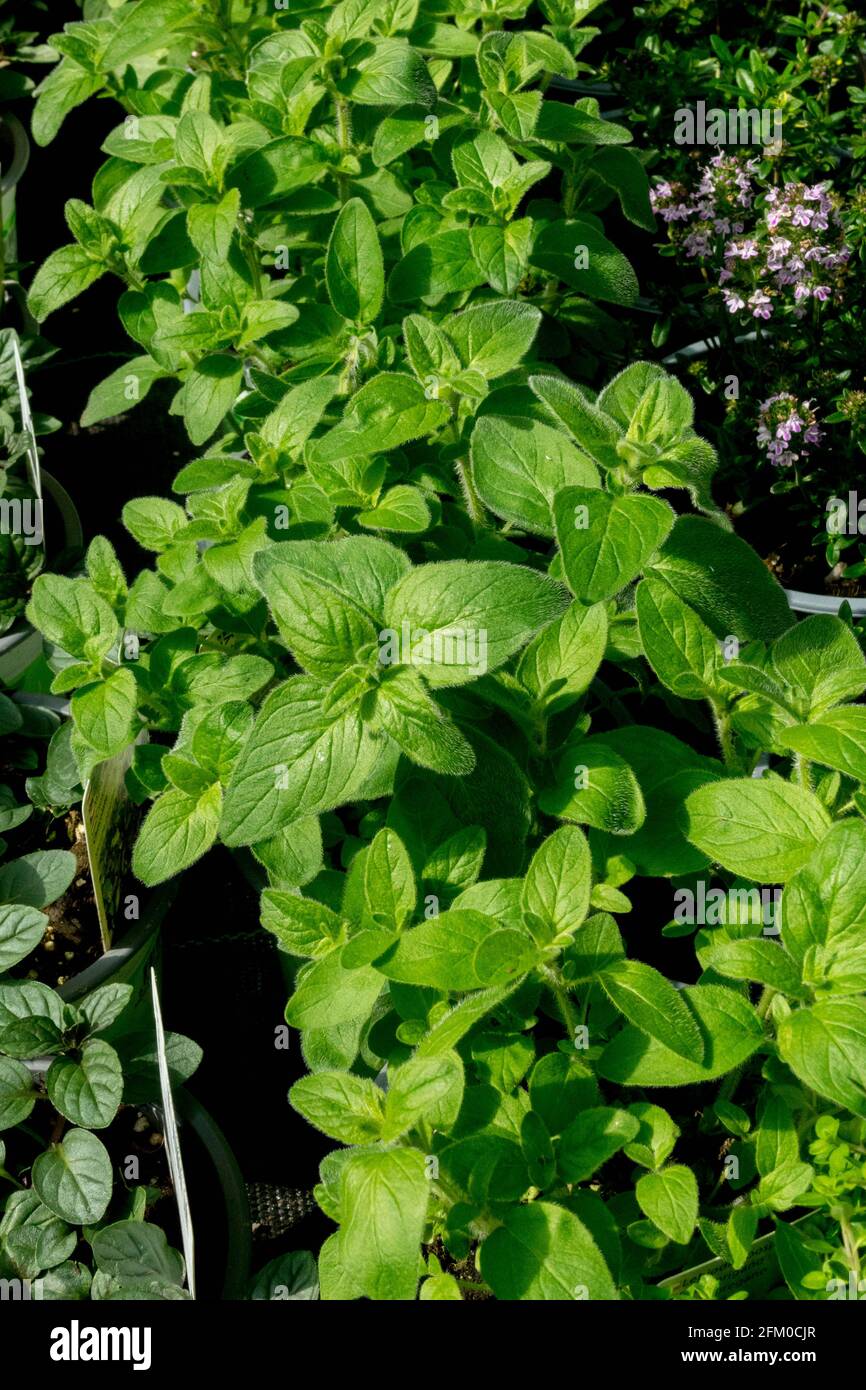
[240,231,263,300]
[756,986,777,1020]
[710,701,736,768]
[545,965,580,1042]
[335,97,352,204]
[840,1212,861,1281]
[455,459,487,529]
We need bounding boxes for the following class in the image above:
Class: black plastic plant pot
[57,881,177,1008]
[13,1073,251,1302]
[0,113,29,273]
[0,627,41,686]
[0,469,85,684]
[176,1089,253,1301]
[0,113,30,194]
[546,76,624,115]
[662,330,757,368]
[547,76,617,96]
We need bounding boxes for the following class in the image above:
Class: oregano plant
[27,0,650,449]
[17,0,866,1306]
[265,561,866,1301]
[26,348,866,1299]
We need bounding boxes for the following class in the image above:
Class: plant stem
[335,97,352,203]
[840,1211,861,1282]
[455,459,486,529]
[211,0,245,79]
[240,231,264,300]
[710,701,736,767]
[564,151,590,217]
[756,985,776,1020]
[538,276,561,315]
[545,966,580,1041]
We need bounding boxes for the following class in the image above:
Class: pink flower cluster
[756,392,823,468]
[651,155,852,322]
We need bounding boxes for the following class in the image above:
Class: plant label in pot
[0,333,46,662]
[58,737,177,1008]
[11,332,42,505]
[82,735,145,952]
[152,968,196,1298]
[657,1215,810,1300]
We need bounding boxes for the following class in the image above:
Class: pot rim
[0,114,30,195]
[547,76,617,95]
[176,1089,252,1301]
[0,469,85,659]
[784,585,866,616]
[57,880,177,1004]
[662,330,758,364]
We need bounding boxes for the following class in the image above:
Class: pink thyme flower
[722,290,746,312]
[749,290,773,318]
[757,394,822,468]
[651,161,851,324]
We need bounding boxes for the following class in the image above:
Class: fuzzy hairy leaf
[382,560,568,686]
[599,984,763,1086]
[554,487,674,604]
[684,777,830,882]
[480,1201,618,1300]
